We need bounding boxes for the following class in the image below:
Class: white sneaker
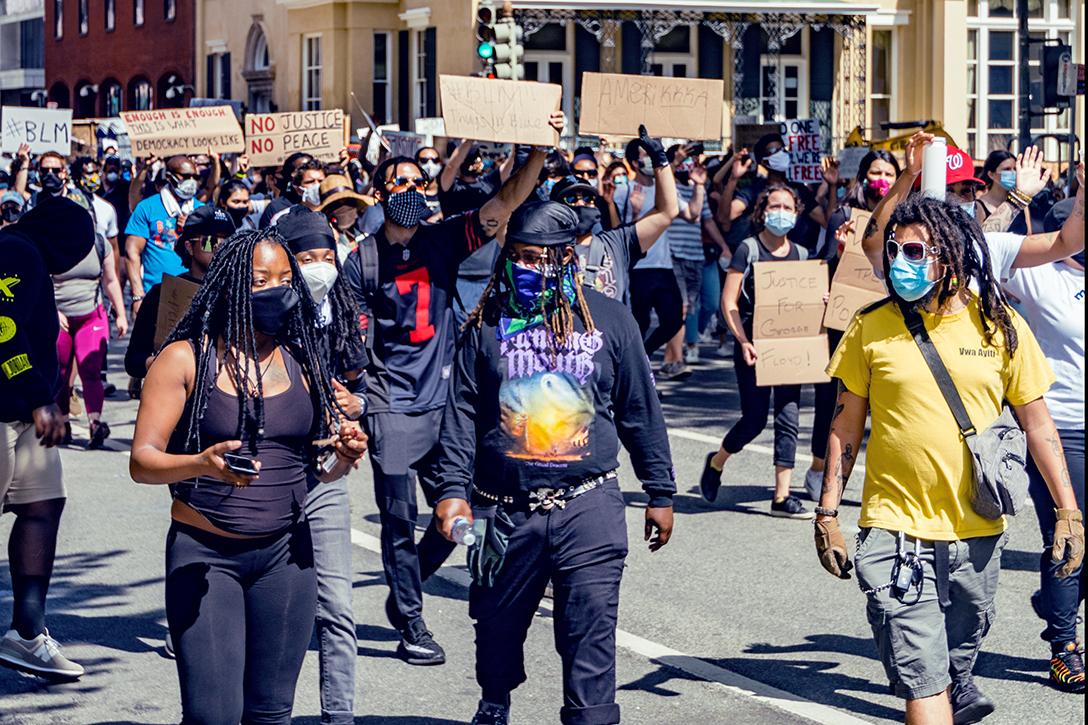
[804,469,823,502]
[716,343,731,358]
[0,629,84,680]
[684,344,699,364]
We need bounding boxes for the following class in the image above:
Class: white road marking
[349,526,872,725]
[667,428,814,463]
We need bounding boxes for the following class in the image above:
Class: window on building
[207,53,231,100]
[759,29,808,122]
[54,0,63,39]
[20,19,45,69]
[103,81,122,116]
[78,0,87,35]
[164,0,176,22]
[132,79,152,110]
[105,0,115,31]
[869,29,893,139]
[133,0,143,27]
[414,29,427,119]
[647,26,695,79]
[373,32,391,126]
[303,34,322,110]
[524,23,572,121]
[966,0,1075,157]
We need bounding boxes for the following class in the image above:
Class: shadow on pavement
[293,718,464,724]
[1000,547,1042,572]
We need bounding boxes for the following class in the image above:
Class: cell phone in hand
[223,452,259,476]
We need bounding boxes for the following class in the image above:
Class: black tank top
[174,344,315,536]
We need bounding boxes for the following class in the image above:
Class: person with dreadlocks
[277,205,369,725]
[129,228,367,725]
[434,202,675,725]
[342,109,565,667]
[813,195,1083,725]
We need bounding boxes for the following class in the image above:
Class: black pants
[810,329,845,459]
[1027,428,1085,646]
[471,483,628,725]
[365,409,457,629]
[629,268,684,357]
[722,340,800,468]
[165,520,317,725]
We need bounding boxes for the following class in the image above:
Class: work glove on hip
[1053,508,1084,578]
[625,125,669,169]
[815,517,853,580]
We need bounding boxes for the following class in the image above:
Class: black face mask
[573,205,601,235]
[1,206,22,223]
[40,171,65,195]
[251,286,299,337]
[226,206,250,228]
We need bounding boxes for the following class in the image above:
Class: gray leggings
[165,520,317,725]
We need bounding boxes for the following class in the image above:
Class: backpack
[580,235,608,290]
[737,236,807,307]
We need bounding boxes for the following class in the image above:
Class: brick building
[45,0,195,117]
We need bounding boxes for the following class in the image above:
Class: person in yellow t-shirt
[811,195,1083,725]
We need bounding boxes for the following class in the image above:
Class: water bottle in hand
[451,517,477,547]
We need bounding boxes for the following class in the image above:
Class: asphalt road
[0,339,1082,724]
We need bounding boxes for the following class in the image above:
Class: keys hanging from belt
[528,488,565,512]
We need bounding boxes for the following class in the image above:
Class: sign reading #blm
[122,107,244,156]
[1,107,73,155]
[440,76,561,146]
[751,259,831,386]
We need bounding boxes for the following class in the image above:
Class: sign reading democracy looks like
[121,107,244,156]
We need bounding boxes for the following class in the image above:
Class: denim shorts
[854,527,1007,700]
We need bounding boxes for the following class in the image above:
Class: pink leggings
[55,306,109,417]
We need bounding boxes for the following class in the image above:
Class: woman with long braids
[813,195,1082,725]
[129,227,366,725]
[434,202,675,725]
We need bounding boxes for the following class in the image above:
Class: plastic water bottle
[451,517,477,547]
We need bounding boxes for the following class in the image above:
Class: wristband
[1009,188,1032,207]
[131,295,144,302]
[814,506,838,518]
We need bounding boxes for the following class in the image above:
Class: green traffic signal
[477,42,495,59]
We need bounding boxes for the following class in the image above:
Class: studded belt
[472,470,618,512]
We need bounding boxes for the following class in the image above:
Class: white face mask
[172,179,200,200]
[766,149,791,173]
[300,261,339,303]
[420,160,441,178]
[638,158,654,176]
[300,184,322,207]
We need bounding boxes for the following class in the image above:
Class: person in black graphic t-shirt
[433,202,674,725]
[342,110,565,666]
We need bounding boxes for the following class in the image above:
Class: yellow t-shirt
[827,295,1054,541]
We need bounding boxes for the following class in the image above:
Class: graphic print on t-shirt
[498,327,602,463]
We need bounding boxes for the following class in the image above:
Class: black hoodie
[0,197,95,422]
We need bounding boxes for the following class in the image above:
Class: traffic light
[1030,43,1073,113]
[476,0,496,61]
[492,17,524,80]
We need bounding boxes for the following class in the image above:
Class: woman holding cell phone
[129,227,366,725]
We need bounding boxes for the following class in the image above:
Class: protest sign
[783,118,823,184]
[578,73,724,141]
[245,109,345,166]
[733,122,783,155]
[751,259,830,386]
[154,274,201,349]
[1,107,73,155]
[837,146,870,180]
[382,131,425,158]
[823,211,888,331]
[440,76,561,146]
[754,336,831,387]
[122,107,244,156]
[414,117,446,137]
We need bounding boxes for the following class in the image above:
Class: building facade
[1,0,46,107]
[44,0,196,117]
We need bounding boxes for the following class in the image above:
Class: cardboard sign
[733,122,783,154]
[121,107,244,156]
[823,211,888,331]
[414,117,446,137]
[245,110,345,166]
[754,336,831,387]
[440,76,561,146]
[154,274,201,349]
[1,107,73,155]
[837,146,870,180]
[751,259,830,386]
[578,73,724,141]
[382,131,425,158]
[783,118,823,183]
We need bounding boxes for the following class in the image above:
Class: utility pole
[1017,0,1032,152]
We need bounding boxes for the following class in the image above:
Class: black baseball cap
[506,201,578,247]
[550,176,597,203]
[179,205,235,243]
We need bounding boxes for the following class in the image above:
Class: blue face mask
[507,260,546,311]
[889,252,938,302]
[998,170,1017,191]
[764,210,797,237]
[959,202,976,218]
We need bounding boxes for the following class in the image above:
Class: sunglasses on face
[388,176,427,192]
[562,192,595,205]
[196,235,224,253]
[886,239,939,263]
[572,169,597,179]
[419,156,440,164]
[170,172,200,181]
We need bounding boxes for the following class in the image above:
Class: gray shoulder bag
[900,303,1029,520]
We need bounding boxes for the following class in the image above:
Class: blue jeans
[685,259,721,344]
[305,478,356,724]
[1027,428,1085,647]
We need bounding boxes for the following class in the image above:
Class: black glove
[625,125,668,170]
